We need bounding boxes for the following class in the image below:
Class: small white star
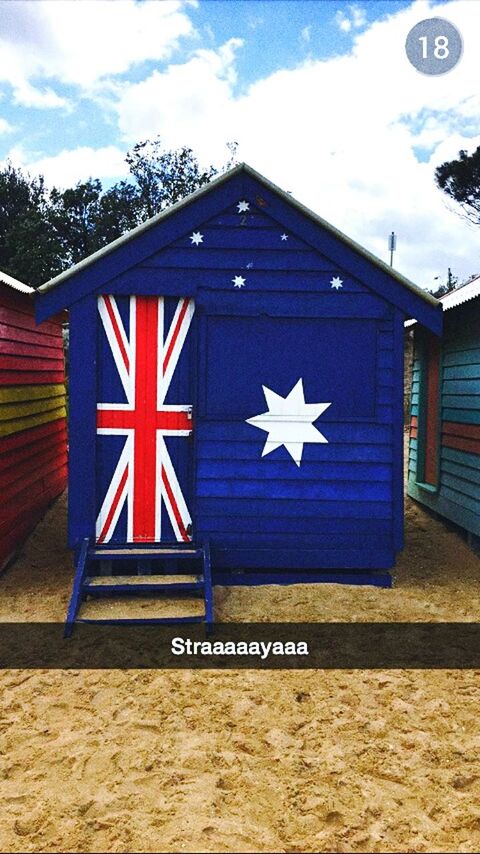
[232,275,246,288]
[246,378,331,467]
[237,200,250,213]
[330,276,343,290]
[281,233,288,241]
[189,231,203,246]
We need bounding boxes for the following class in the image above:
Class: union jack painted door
[95,294,195,545]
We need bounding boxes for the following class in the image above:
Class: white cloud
[335,4,367,33]
[3,145,128,188]
[0,118,14,135]
[115,38,243,166]
[111,0,480,287]
[0,0,196,108]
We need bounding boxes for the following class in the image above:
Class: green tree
[435,145,480,224]
[0,138,235,286]
[125,136,219,219]
[0,162,53,282]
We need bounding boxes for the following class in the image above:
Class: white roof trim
[0,270,33,294]
[440,275,480,311]
[404,274,480,327]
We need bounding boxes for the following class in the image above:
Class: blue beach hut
[35,163,442,629]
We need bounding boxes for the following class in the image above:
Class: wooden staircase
[64,539,213,636]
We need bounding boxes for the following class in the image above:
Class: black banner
[1,622,480,668]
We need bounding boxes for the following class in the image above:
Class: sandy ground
[1,443,480,852]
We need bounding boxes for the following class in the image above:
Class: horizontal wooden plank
[441,485,480,515]
[146,246,335,272]
[0,444,67,490]
[197,478,391,501]
[198,497,392,519]
[410,427,418,439]
[196,440,392,462]
[442,409,480,425]
[0,394,66,423]
[443,364,480,380]
[442,434,480,455]
[0,405,66,438]
[0,417,66,455]
[0,460,67,522]
[210,546,395,570]
[443,421,480,440]
[442,395,480,410]
[443,379,480,396]
[411,415,418,428]
[0,338,63,359]
[0,370,65,386]
[197,459,392,482]
[197,422,393,444]
[200,516,392,535]
[201,531,393,550]
[0,321,62,348]
[171,225,313,251]
[204,211,284,229]
[0,305,62,337]
[0,428,67,474]
[441,446,480,471]
[0,383,65,404]
[441,476,479,504]
[442,459,480,487]
[0,354,64,372]
[443,348,480,367]
[197,289,377,317]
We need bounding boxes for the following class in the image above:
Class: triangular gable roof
[35,163,442,334]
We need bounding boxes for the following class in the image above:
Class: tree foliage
[435,145,480,224]
[0,139,235,286]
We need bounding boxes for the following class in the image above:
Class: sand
[1,443,480,852]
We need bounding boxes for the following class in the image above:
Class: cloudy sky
[0,0,479,289]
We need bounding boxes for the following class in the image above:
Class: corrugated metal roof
[439,275,480,311]
[405,274,480,327]
[36,162,439,308]
[0,270,33,294]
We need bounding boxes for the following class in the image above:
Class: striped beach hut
[408,275,480,544]
[0,271,67,570]
[34,163,442,630]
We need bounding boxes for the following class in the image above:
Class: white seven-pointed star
[237,200,250,213]
[190,231,203,246]
[246,378,331,467]
[330,276,343,289]
[232,275,246,288]
[281,233,288,241]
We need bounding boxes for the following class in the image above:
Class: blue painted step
[64,539,214,636]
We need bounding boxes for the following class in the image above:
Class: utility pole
[388,231,396,267]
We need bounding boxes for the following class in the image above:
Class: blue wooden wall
[408,300,480,539]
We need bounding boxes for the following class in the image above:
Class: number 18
[419,35,449,59]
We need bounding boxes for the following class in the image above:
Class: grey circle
[405,17,462,75]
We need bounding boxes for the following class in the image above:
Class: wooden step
[83,574,203,594]
[78,596,205,622]
[89,547,201,559]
